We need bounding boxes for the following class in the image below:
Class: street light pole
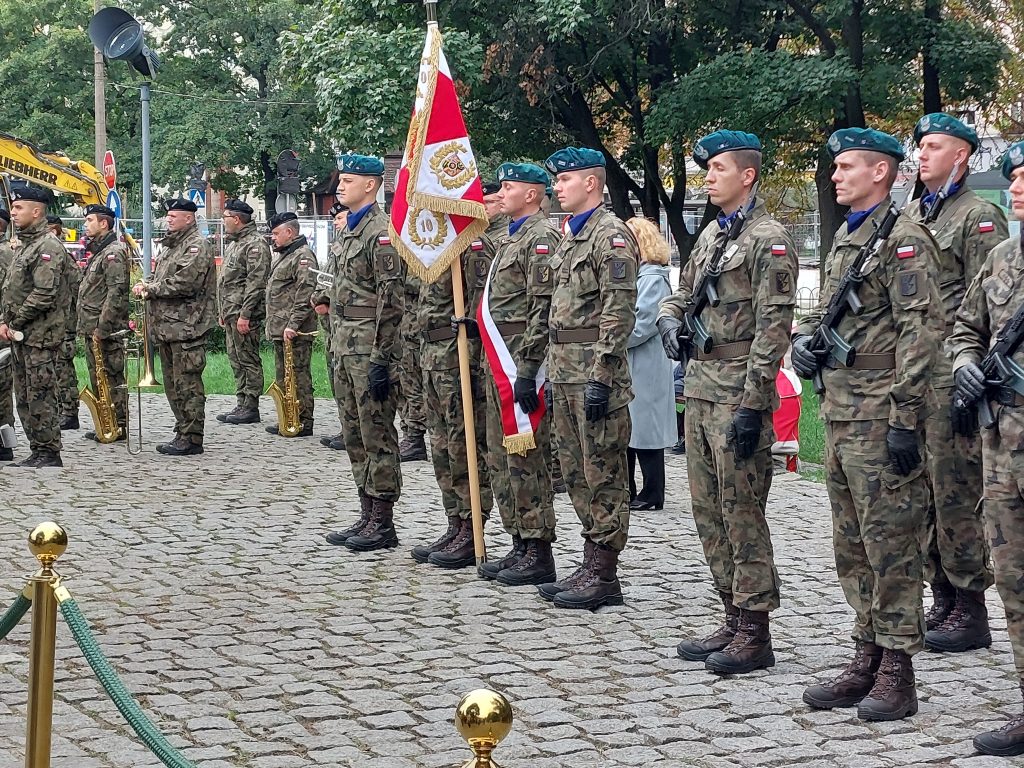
[93,0,107,169]
[140,82,153,279]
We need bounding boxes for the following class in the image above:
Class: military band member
[78,204,130,441]
[537,147,637,610]
[317,201,347,451]
[216,198,270,426]
[0,208,14,462]
[794,129,942,721]
[321,154,405,552]
[264,212,318,437]
[47,215,82,431]
[657,131,797,675]
[133,198,216,456]
[0,186,72,467]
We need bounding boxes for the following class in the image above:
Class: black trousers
[628,447,665,506]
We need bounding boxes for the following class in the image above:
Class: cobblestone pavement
[0,395,1021,768]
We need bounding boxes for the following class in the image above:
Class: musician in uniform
[317,201,347,451]
[47,215,82,431]
[0,208,14,462]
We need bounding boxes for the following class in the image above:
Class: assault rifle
[922,160,962,225]
[957,300,1024,430]
[676,183,758,368]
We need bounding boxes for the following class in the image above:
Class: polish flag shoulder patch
[106,253,116,261]
[610,235,627,248]
[896,245,916,260]
[470,240,484,251]
[189,247,200,254]
[536,243,550,255]
[978,221,995,233]
[299,259,308,267]
[771,244,787,256]
[40,253,51,261]
[378,236,392,247]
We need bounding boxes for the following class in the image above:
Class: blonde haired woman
[624,217,677,510]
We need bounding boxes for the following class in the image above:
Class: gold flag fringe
[390,217,488,284]
[503,431,537,456]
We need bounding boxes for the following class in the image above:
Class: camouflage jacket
[318,238,344,340]
[547,206,638,405]
[0,218,70,348]
[265,236,318,339]
[77,232,130,339]
[659,198,797,410]
[147,224,217,343]
[906,184,1007,390]
[63,248,81,339]
[400,272,424,339]
[325,204,404,365]
[0,241,13,349]
[485,212,561,378]
[795,198,943,428]
[218,221,271,324]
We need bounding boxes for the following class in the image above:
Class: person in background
[672,363,686,454]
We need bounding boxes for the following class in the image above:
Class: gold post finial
[28,522,68,571]
[455,689,513,768]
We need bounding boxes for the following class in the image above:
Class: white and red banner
[389,23,487,283]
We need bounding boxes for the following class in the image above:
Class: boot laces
[868,653,905,697]
[994,713,1024,733]
[509,545,537,571]
[826,645,875,687]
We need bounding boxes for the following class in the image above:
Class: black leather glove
[367,362,390,402]
[954,362,986,406]
[513,376,540,414]
[731,407,762,460]
[657,316,683,361]
[584,380,611,422]
[451,314,479,338]
[791,334,825,380]
[886,426,922,476]
[950,400,978,437]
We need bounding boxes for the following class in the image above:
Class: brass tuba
[79,334,123,443]
[266,334,309,437]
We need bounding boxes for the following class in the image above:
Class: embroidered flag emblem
[771,244,787,255]
[41,254,50,261]
[979,221,995,233]
[536,244,550,255]
[896,245,916,260]
[611,236,626,248]
[470,240,484,251]
[378,236,392,246]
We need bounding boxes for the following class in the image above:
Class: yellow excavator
[0,131,112,209]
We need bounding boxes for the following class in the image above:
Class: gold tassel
[503,432,537,456]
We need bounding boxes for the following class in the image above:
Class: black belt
[848,353,896,370]
[341,305,376,319]
[694,340,752,361]
[495,321,526,337]
[424,326,456,342]
[550,327,599,343]
[994,387,1024,407]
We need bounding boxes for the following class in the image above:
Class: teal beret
[827,128,905,161]
[497,162,548,186]
[336,152,385,176]
[544,147,605,174]
[693,131,762,170]
[1001,141,1024,180]
[914,113,978,153]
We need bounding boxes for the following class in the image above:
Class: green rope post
[0,589,31,642]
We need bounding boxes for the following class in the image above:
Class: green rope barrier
[58,598,197,768]
[0,591,30,641]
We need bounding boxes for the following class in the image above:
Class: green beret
[692,130,761,170]
[336,152,385,176]
[913,113,978,152]
[1001,141,1024,181]
[827,128,905,161]
[544,147,605,174]
[497,162,548,186]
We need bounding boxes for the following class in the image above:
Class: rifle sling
[827,352,896,370]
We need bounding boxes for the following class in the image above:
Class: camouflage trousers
[84,336,127,428]
[55,336,78,419]
[11,344,61,453]
[551,383,630,551]
[982,406,1024,675]
[398,333,427,436]
[225,323,264,409]
[272,339,314,428]
[424,367,492,520]
[157,337,208,443]
[485,372,556,541]
[325,344,343,426]
[825,418,927,654]
[685,397,780,612]
[0,347,13,427]
[335,354,402,501]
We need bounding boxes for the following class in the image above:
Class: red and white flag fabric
[389,23,487,283]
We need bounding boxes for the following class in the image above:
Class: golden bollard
[455,689,513,768]
[24,522,67,768]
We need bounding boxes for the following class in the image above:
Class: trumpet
[309,268,334,290]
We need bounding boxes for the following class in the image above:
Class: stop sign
[102,150,116,190]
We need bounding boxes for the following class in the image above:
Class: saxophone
[266,336,304,437]
[79,335,124,443]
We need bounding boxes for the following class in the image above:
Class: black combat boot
[329,435,345,450]
[16,450,63,468]
[217,405,243,423]
[705,610,775,674]
[0,447,13,462]
[925,581,956,631]
[478,535,525,579]
[975,681,1024,756]
[677,592,740,661]
[325,493,373,546]
[552,545,623,609]
[926,588,992,652]
[412,518,462,564]
[538,539,595,602]
[60,414,79,430]
[345,498,399,552]
[496,539,557,586]
[428,517,477,569]
[158,436,203,456]
[856,648,918,721]
[803,641,883,709]
[399,431,427,462]
[225,407,260,424]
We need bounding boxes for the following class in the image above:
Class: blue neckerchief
[920,180,962,214]
[567,207,599,236]
[346,203,374,231]
[508,215,530,237]
[846,202,881,234]
[716,210,739,231]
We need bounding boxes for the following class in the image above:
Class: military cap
[84,204,116,219]
[224,198,254,217]
[165,197,199,213]
[268,211,299,230]
[826,128,905,161]
[544,147,605,174]
[46,215,62,226]
[913,113,979,152]
[1001,141,1024,180]
[328,202,347,217]
[481,181,502,196]
[0,209,8,223]
[9,185,51,204]
[336,152,385,176]
[497,162,549,186]
[692,130,762,169]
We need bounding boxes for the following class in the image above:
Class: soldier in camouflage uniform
[794,129,943,721]
[316,202,347,451]
[657,131,797,675]
[537,147,637,610]
[948,140,1024,756]
[216,198,270,426]
[133,198,216,456]
[321,154,405,552]
[47,216,82,431]
[77,204,130,441]
[906,113,1007,653]
[0,186,72,467]
[264,212,318,437]
[397,271,427,461]
[0,208,15,462]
